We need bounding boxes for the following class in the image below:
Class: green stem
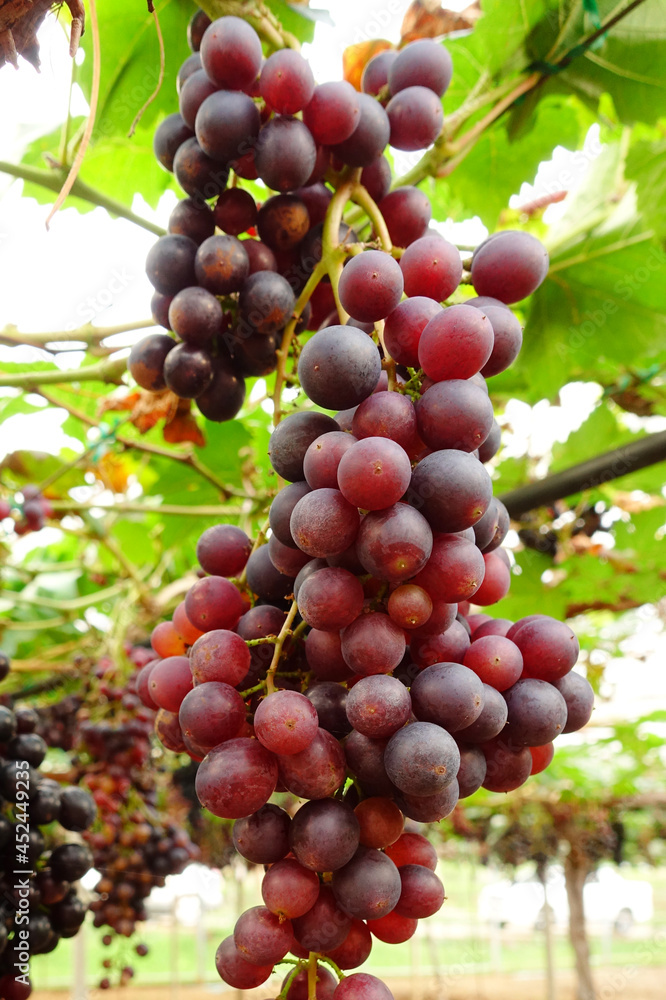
[266,599,299,695]
[1,580,128,612]
[0,354,127,389]
[0,161,165,237]
[316,955,345,981]
[239,515,270,586]
[198,0,300,50]
[350,183,392,252]
[307,952,318,1000]
[272,260,329,424]
[0,616,69,631]
[48,499,249,517]
[0,319,155,350]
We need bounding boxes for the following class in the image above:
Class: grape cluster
[135,10,594,1000]
[0,655,96,1000]
[133,12,456,423]
[69,648,200,989]
[0,488,53,537]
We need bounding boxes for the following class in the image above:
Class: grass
[29,861,666,990]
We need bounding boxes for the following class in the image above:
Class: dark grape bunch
[133,10,458,424]
[135,9,589,1000]
[63,646,200,990]
[0,653,96,1000]
[0,487,53,537]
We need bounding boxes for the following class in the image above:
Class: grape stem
[238,514,270,586]
[350,183,392,253]
[47,499,250,517]
[265,598,298,695]
[316,954,345,981]
[307,951,318,1000]
[321,171,361,324]
[272,260,329,424]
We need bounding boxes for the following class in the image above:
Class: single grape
[553,671,594,733]
[480,304,523,376]
[331,845,401,920]
[187,9,210,51]
[464,635,523,691]
[354,796,404,849]
[530,742,555,775]
[173,137,229,201]
[385,831,437,870]
[245,544,295,600]
[200,16,263,90]
[128,334,175,391]
[367,911,417,944]
[303,81,360,146]
[411,662,484,732]
[297,326,382,411]
[146,234,197,295]
[394,779,459,823]
[239,271,295,334]
[292,885,352,953]
[298,566,364,632]
[387,85,443,151]
[514,617,579,681]
[378,186,431,247]
[260,49,315,114]
[195,234,249,295]
[277,727,347,799]
[338,250,404,323]
[168,286,223,347]
[330,93,390,168]
[195,354,246,421]
[197,524,252,577]
[418,304,494,380]
[388,584,433,629]
[481,735,533,793]
[214,187,257,236]
[410,621,470,669]
[303,431,357,491]
[233,803,291,864]
[346,674,412,739]
[269,411,339,482]
[255,116,317,192]
[456,743,487,797]
[148,655,193,712]
[290,488,360,558]
[234,905,293,966]
[341,613,406,676]
[332,973,395,1000]
[384,721,460,796]
[362,49,398,95]
[254,690,319,755]
[389,38,452,96]
[384,295,441,368]
[471,230,549,303]
[503,678,568,746]
[185,575,246,631]
[179,69,217,130]
[179,681,246,748]
[413,534,486,604]
[456,684,508,744]
[337,437,411,511]
[409,449,492,533]
[214,935,273,989]
[325,918,373,971]
[257,194,310,252]
[153,113,194,172]
[289,798,360,872]
[305,629,354,682]
[168,197,216,244]
[196,738,278,818]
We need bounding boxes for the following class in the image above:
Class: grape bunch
[0,487,53,537]
[134,9,595,1000]
[132,11,456,423]
[66,647,200,989]
[0,655,96,1000]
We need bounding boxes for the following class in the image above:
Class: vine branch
[500,430,666,518]
[0,354,127,388]
[0,319,155,351]
[0,161,165,237]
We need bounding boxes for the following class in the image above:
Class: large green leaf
[430,96,582,228]
[626,136,666,239]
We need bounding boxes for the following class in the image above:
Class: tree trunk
[564,855,596,1000]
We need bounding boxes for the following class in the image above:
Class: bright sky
[1,1,665,716]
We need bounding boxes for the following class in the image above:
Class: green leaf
[265,0,316,44]
[626,137,666,239]
[550,402,640,471]
[430,97,582,229]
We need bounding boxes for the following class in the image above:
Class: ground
[38,966,666,999]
